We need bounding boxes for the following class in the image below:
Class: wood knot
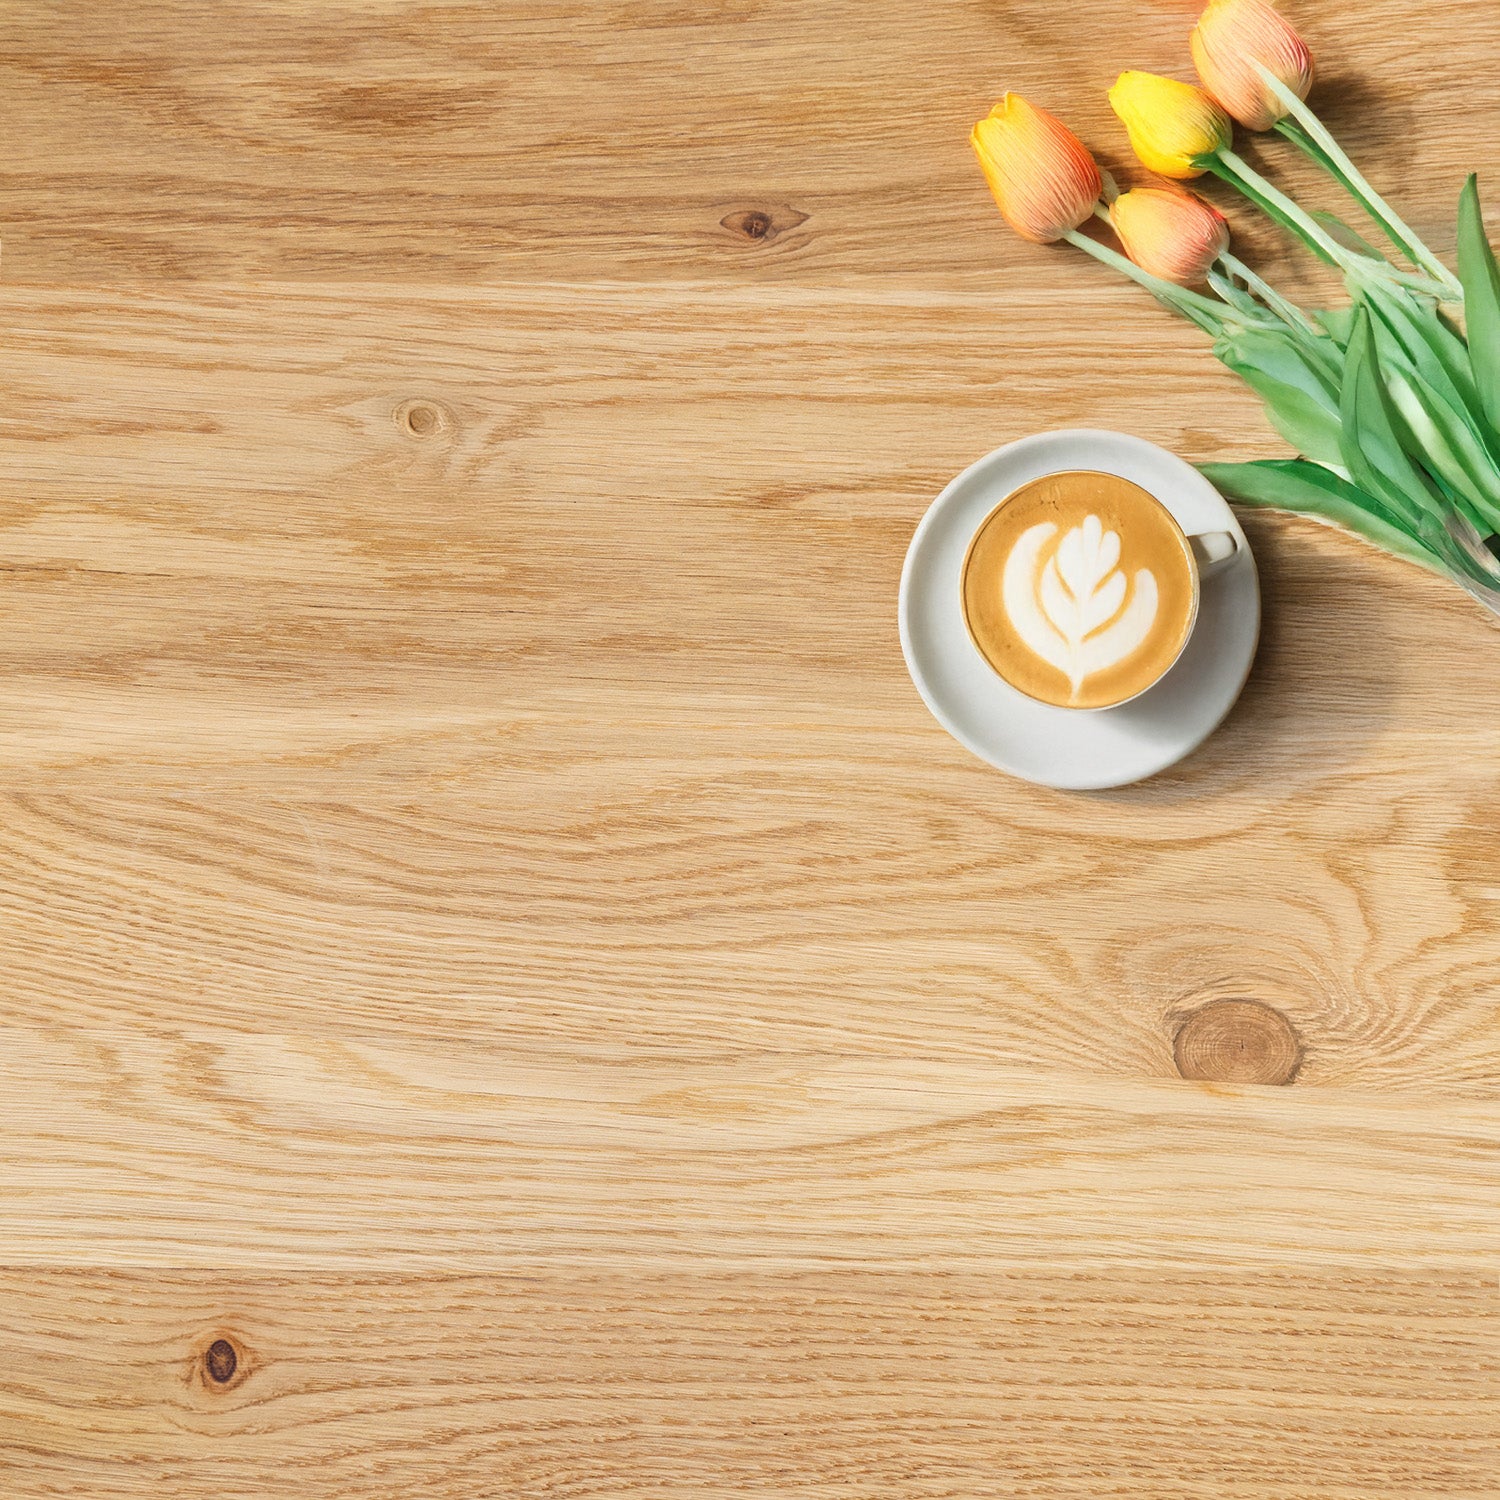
[394,398,450,438]
[718,205,808,244]
[1174,1000,1302,1086]
[725,208,773,240]
[204,1338,238,1384]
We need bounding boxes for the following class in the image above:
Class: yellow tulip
[1192,0,1314,132]
[1109,72,1233,179]
[970,94,1104,243]
[1109,188,1230,285]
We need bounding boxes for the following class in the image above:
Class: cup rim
[958,468,1202,712]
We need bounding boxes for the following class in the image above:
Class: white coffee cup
[899,430,1261,789]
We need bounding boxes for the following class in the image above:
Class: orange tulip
[1191,0,1314,132]
[970,94,1104,243]
[1109,188,1230,285]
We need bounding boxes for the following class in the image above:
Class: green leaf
[1217,360,1342,465]
[1198,459,1442,571]
[1381,366,1500,533]
[1457,174,1500,434]
[1355,275,1482,424]
[1315,306,1357,347]
[1214,323,1346,464]
[1349,278,1500,531]
[1338,305,1442,529]
[1216,325,1340,399]
[1413,506,1500,604]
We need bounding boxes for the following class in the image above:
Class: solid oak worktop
[1,1,1497,1495]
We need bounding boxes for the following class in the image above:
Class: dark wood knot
[394,398,449,438]
[724,208,773,240]
[1174,999,1302,1086]
[719,205,808,244]
[204,1338,238,1384]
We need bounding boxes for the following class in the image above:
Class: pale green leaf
[1382,368,1500,534]
[1198,459,1442,571]
[1338,305,1441,529]
[1457,173,1500,435]
[1315,306,1357,347]
[1214,324,1345,464]
[1355,276,1482,426]
[1220,362,1342,466]
[1215,325,1340,402]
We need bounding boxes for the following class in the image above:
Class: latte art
[961,471,1198,710]
[1002,515,1159,699]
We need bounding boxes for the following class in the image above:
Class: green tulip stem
[1211,148,1347,262]
[1210,149,1455,302]
[1218,250,1319,334]
[1061,227,1259,334]
[1339,254,1458,300]
[1258,66,1463,299]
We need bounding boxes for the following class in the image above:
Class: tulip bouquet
[972,0,1500,615]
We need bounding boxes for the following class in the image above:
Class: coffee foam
[962,472,1196,709]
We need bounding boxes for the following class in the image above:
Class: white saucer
[898,430,1260,791]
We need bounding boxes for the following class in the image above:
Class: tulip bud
[1109,188,1230,285]
[1191,0,1313,132]
[1108,72,1233,179]
[970,93,1104,244]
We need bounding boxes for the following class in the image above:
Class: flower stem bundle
[970,0,1500,615]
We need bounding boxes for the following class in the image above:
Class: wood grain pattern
[4,1270,1496,1498]
[4,1028,1500,1271]
[2,0,1497,289]
[2,0,1500,1494]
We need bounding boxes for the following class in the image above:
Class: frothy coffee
[961,471,1197,709]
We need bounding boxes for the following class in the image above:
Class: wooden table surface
[3,1,1498,1494]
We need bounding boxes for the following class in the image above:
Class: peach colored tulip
[1192,0,1314,131]
[1109,188,1230,285]
[970,94,1104,243]
[1109,72,1233,179]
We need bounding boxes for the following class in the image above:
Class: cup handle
[1189,529,1240,580]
